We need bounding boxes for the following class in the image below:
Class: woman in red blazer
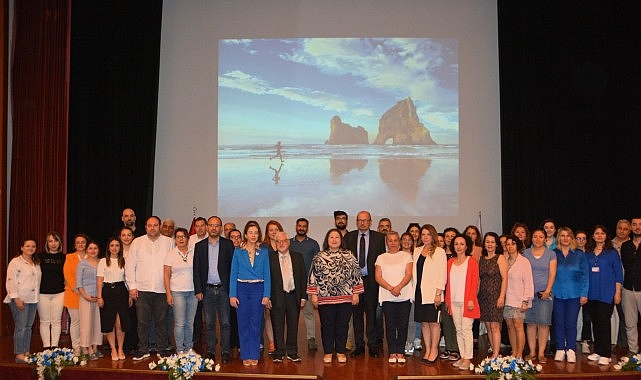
[445,233,480,371]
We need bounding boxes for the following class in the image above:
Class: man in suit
[268,231,307,363]
[193,216,235,363]
[344,210,387,358]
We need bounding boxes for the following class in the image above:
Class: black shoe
[439,350,451,359]
[287,353,302,362]
[350,347,365,357]
[273,356,284,363]
[205,352,215,360]
[158,350,173,358]
[221,353,230,364]
[421,358,436,365]
[369,349,380,358]
[448,351,461,361]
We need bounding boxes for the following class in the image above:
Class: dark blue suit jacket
[193,236,234,295]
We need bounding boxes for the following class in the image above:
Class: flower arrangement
[149,351,219,380]
[474,355,542,380]
[613,353,641,371]
[28,347,87,380]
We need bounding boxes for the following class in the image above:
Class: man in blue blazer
[193,216,235,363]
[344,210,386,358]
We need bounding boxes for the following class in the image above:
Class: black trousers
[319,302,352,354]
[270,292,301,356]
[353,278,380,351]
[587,300,614,357]
[382,300,411,355]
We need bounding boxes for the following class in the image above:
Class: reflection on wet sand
[378,158,432,201]
[329,159,367,182]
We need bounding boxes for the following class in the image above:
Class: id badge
[592,266,600,273]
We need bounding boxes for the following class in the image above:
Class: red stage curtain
[8,0,70,257]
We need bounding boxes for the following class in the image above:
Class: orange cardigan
[445,256,480,319]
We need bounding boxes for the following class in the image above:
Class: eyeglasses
[175,235,188,239]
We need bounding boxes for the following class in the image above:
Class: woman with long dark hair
[478,232,507,359]
[585,225,623,366]
[97,237,130,360]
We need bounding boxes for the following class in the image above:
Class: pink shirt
[505,254,534,308]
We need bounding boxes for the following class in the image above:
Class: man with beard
[121,208,143,237]
[289,218,320,351]
[334,210,349,237]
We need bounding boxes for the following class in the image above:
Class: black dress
[414,254,439,323]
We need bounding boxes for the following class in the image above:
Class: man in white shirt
[189,217,208,250]
[126,216,174,360]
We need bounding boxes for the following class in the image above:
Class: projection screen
[154,0,501,239]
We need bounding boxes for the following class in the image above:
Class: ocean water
[218,144,458,217]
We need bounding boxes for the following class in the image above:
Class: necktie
[359,233,366,268]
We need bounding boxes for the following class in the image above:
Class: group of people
[5,208,641,372]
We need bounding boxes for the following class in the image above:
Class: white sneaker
[554,350,565,361]
[404,342,414,356]
[597,356,611,365]
[581,341,590,354]
[566,349,576,363]
[587,353,600,361]
[414,338,423,351]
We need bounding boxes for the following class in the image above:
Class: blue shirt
[76,260,97,297]
[207,238,221,285]
[229,245,271,298]
[586,248,623,303]
[553,249,589,299]
[523,248,556,293]
[289,236,320,274]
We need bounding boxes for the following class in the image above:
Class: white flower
[505,373,512,379]
[536,364,542,371]
[149,362,157,370]
[215,363,221,372]
[614,364,622,370]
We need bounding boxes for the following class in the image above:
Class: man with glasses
[268,232,307,362]
[345,211,386,358]
[193,216,235,363]
[334,210,349,237]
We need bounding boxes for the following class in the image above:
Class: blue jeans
[172,291,198,352]
[9,301,37,354]
[553,298,580,351]
[203,285,230,355]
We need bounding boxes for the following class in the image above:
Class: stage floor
[1,328,639,379]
